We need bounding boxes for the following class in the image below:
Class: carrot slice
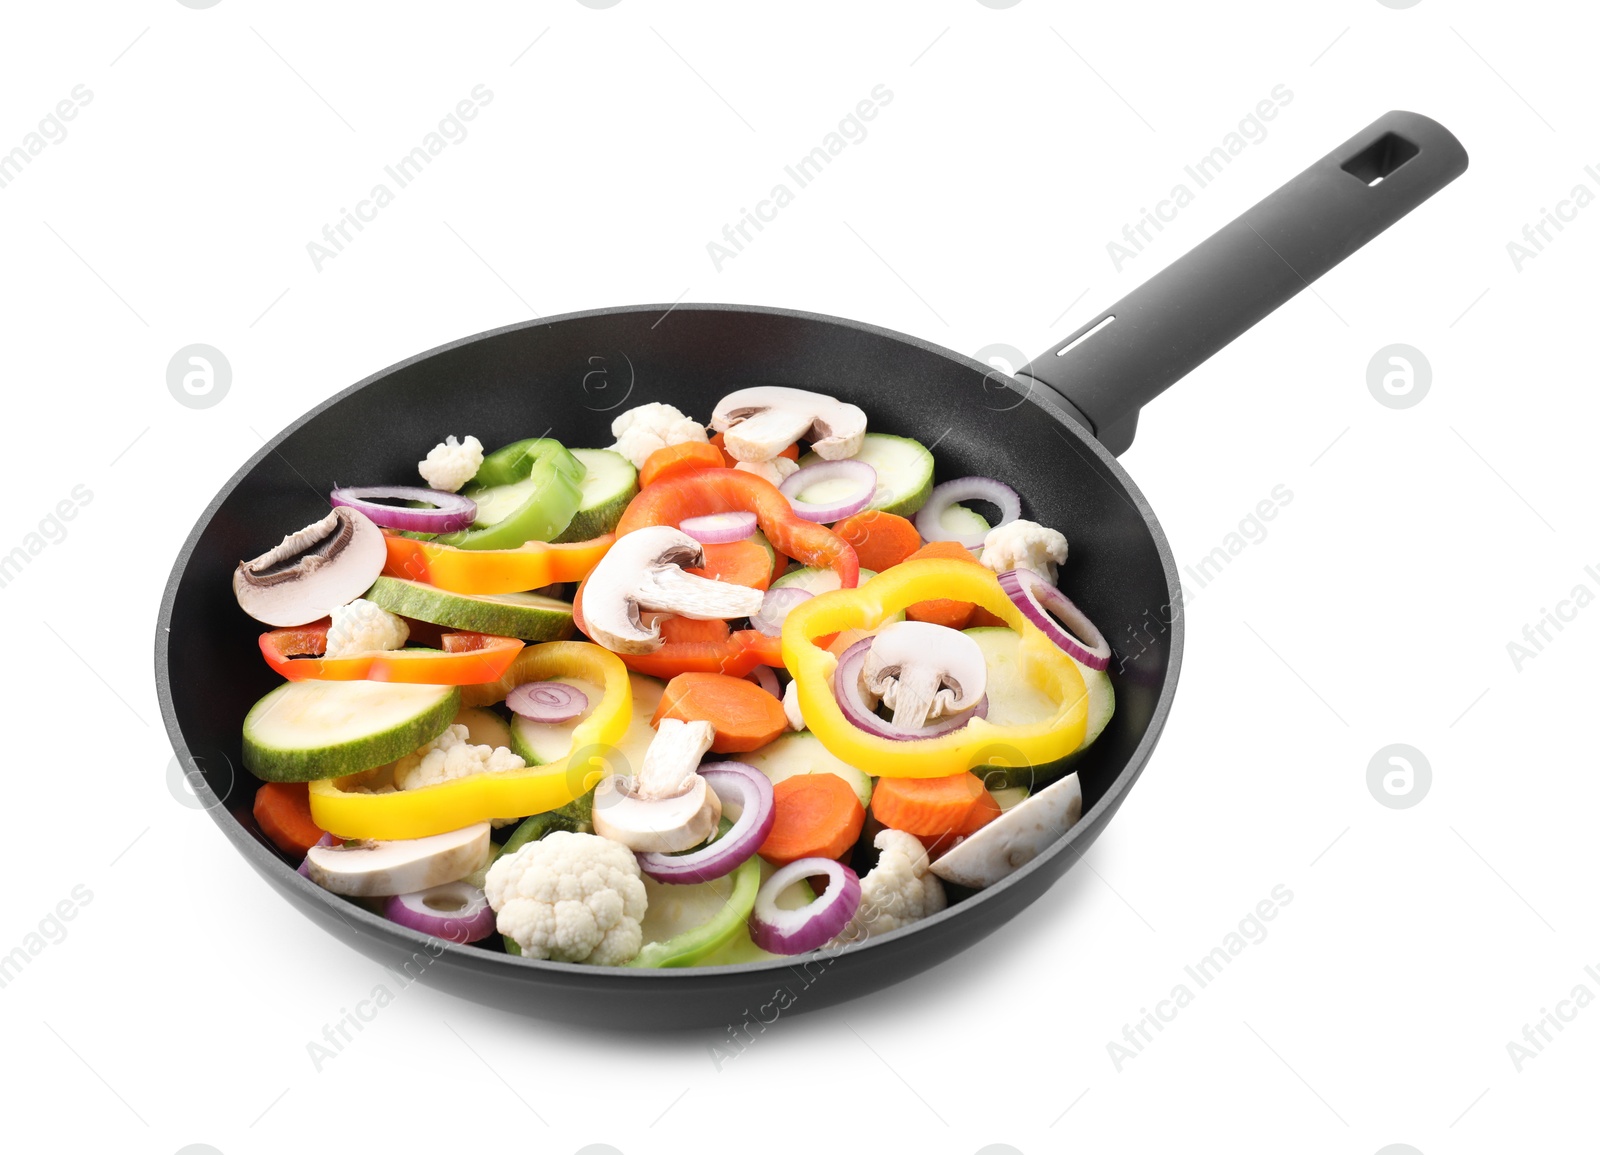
[654,671,788,753]
[655,615,730,644]
[759,773,866,865]
[253,782,326,856]
[901,540,987,629]
[710,432,799,467]
[639,441,725,488]
[870,772,991,839]
[831,510,922,573]
[687,536,775,591]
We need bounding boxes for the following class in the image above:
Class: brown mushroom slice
[592,718,722,853]
[710,386,868,462]
[305,822,491,897]
[580,526,765,655]
[861,621,987,730]
[232,507,388,627]
[930,773,1083,889]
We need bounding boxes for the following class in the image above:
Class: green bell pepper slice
[440,438,585,550]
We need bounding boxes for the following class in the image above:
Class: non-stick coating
[155,303,1183,1030]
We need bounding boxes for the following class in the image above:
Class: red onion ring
[680,511,758,544]
[751,586,813,638]
[331,485,477,533]
[383,880,496,943]
[998,568,1111,671]
[914,476,1020,548]
[746,665,782,699]
[831,637,988,740]
[637,763,775,884]
[506,679,589,723]
[749,857,862,954]
[779,459,877,522]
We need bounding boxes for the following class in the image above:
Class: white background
[2,2,1594,1152]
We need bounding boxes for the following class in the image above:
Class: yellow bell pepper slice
[781,560,1088,777]
[382,533,614,595]
[308,641,631,839]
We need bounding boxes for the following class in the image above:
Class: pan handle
[1015,110,1468,454]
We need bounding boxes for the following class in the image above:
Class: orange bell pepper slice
[259,622,524,684]
[382,532,613,595]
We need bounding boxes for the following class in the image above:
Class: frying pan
[156,110,1466,1030]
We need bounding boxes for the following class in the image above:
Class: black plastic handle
[1017,110,1468,454]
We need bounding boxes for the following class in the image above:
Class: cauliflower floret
[735,456,800,487]
[829,829,946,947]
[981,519,1069,585]
[392,724,525,791]
[607,403,709,469]
[418,434,485,493]
[782,678,805,731]
[324,598,409,657]
[484,830,647,965]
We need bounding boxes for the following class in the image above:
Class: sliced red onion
[751,586,813,638]
[779,459,876,522]
[506,679,589,723]
[383,880,496,943]
[746,664,782,699]
[749,857,862,954]
[680,511,758,544]
[297,831,336,878]
[637,763,775,884]
[914,477,1021,548]
[998,568,1112,671]
[832,638,988,740]
[331,485,477,533]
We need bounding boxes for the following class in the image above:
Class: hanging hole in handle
[1342,132,1420,187]
[1056,314,1115,356]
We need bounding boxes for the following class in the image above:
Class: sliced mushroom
[581,526,765,654]
[233,507,387,626]
[592,718,722,852]
[930,773,1083,889]
[305,822,490,896]
[710,386,868,462]
[861,621,987,730]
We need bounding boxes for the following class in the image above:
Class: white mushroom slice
[232,507,387,627]
[581,526,765,655]
[930,773,1083,889]
[593,718,723,852]
[861,621,987,730]
[306,823,491,897]
[710,386,868,462]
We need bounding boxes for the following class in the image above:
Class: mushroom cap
[593,773,721,853]
[306,822,490,897]
[931,773,1083,889]
[861,621,987,728]
[233,507,388,627]
[580,526,765,655]
[710,386,868,462]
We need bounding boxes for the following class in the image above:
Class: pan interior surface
[159,305,1178,1019]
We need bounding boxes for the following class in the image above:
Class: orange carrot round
[687,536,776,591]
[831,510,922,573]
[902,540,986,629]
[870,772,990,839]
[639,441,725,488]
[253,782,326,856]
[653,671,789,753]
[759,773,866,865]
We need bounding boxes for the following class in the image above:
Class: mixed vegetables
[233,386,1115,967]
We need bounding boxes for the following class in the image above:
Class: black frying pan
[156,111,1465,1030]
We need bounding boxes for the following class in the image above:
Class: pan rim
[154,300,1184,982]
